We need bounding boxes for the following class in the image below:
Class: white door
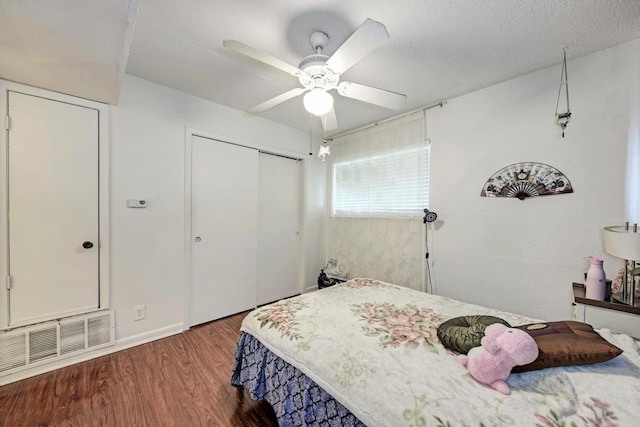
[189,136,258,326]
[257,153,302,305]
[8,91,99,326]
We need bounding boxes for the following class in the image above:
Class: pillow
[512,320,623,373]
[437,315,511,354]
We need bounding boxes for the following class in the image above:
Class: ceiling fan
[223,18,407,131]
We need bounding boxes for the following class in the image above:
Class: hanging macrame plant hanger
[555,47,571,137]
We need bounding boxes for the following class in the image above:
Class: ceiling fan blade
[324,19,389,75]
[337,81,406,110]
[321,108,338,131]
[248,88,307,114]
[223,40,303,77]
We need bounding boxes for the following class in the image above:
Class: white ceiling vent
[0,311,114,376]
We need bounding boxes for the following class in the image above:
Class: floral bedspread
[240,279,640,426]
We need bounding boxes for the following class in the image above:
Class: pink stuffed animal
[458,323,538,394]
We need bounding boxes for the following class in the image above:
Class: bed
[231,278,640,426]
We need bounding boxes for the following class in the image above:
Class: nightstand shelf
[573,283,640,338]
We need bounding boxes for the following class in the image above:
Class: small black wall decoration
[480,162,573,200]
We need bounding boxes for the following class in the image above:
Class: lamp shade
[602,226,640,260]
[303,88,333,116]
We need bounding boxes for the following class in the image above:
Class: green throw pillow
[437,315,511,354]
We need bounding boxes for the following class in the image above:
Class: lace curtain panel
[326,111,429,290]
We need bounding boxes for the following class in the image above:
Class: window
[331,142,429,217]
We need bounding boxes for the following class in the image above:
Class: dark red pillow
[512,320,623,373]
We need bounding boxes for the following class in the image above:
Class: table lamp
[602,223,640,306]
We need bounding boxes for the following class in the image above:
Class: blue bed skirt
[231,332,365,427]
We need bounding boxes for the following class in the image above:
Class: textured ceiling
[0,0,137,104]
[1,0,639,135]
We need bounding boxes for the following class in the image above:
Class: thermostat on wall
[126,199,147,208]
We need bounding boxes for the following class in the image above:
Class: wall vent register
[0,310,114,375]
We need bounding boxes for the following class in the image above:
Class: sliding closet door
[257,153,302,305]
[189,136,258,326]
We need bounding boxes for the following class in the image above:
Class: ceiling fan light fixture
[303,88,333,116]
[225,18,404,130]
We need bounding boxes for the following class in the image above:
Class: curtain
[325,111,429,290]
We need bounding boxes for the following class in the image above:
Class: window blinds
[329,111,429,218]
[332,143,429,217]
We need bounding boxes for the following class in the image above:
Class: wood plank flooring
[0,311,278,427]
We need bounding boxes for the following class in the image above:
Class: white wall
[305,154,327,291]
[110,75,326,342]
[427,39,640,321]
[0,74,327,385]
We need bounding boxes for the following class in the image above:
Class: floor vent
[0,311,114,375]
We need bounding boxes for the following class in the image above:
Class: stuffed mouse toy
[458,323,538,394]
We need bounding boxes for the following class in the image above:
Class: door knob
[82,241,94,249]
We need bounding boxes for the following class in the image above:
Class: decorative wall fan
[480,162,573,200]
[223,19,407,131]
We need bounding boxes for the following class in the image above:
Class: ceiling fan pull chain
[309,113,313,156]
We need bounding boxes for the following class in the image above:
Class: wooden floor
[0,311,278,427]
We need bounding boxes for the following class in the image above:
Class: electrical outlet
[134,304,146,321]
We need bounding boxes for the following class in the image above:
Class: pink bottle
[585,257,606,301]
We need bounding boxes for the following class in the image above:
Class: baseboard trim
[115,323,184,350]
[0,323,183,386]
